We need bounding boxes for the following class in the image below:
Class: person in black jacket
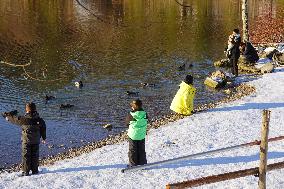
[227,29,241,77]
[240,42,259,63]
[4,102,46,176]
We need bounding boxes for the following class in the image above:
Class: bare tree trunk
[180,0,189,18]
[242,0,249,42]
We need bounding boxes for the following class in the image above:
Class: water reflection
[0,0,283,167]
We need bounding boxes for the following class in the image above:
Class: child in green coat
[125,99,148,167]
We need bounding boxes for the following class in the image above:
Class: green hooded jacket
[127,110,148,140]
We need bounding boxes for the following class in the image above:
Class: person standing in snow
[3,103,46,176]
[227,29,241,77]
[125,99,148,167]
[170,75,196,115]
[225,30,241,59]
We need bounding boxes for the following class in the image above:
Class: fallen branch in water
[22,66,61,82]
[1,59,61,82]
[0,60,31,67]
[75,0,112,25]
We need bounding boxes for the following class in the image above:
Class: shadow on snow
[43,151,284,173]
[145,151,284,170]
[44,163,125,174]
[210,102,284,112]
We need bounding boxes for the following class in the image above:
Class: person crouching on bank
[170,74,196,115]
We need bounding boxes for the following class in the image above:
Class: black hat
[233,28,240,34]
[130,99,142,109]
[184,75,193,85]
[26,102,36,112]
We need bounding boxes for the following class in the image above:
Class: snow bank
[255,58,273,69]
[0,68,284,189]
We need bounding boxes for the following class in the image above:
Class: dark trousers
[128,138,147,166]
[230,56,239,77]
[22,144,39,173]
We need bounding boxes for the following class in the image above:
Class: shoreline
[0,78,256,174]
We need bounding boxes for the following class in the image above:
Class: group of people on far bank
[226,28,259,77]
[3,28,259,176]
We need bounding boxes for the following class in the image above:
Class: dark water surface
[0,0,283,167]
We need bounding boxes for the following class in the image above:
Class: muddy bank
[0,80,256,174]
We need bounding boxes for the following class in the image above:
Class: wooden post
[259,110,271,189]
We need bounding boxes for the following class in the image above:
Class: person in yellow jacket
[170,75,196,115]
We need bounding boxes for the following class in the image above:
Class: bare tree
[242,0,249,42]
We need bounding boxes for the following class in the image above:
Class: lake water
[0,0,283,167]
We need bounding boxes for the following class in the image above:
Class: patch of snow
[255,58,273,69]
[264,47,276,53]
[277,44,284,53]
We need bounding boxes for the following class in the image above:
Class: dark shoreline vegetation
[0,81,256,173]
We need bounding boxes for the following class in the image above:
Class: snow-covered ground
[0,67,284,189]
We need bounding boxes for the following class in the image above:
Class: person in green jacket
[125,99,148,167]
[170,75,196,115]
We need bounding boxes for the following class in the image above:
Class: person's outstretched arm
[5,114,25,126]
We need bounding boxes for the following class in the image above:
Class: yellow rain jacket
[170,81,196,115]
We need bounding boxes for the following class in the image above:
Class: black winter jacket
[230,36,241,59]
[6,112,46,145]
[243,42,259,63]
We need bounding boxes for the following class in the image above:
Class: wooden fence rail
[166,161,284,189]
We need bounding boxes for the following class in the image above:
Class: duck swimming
[45,95,55,101]
[60,104,74,109]
[140,83,155,87]
[45,95,55,104]
[126,91,139,96]
[178,64,186,71]
[75,81,83,88]
[103,124,113,131]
